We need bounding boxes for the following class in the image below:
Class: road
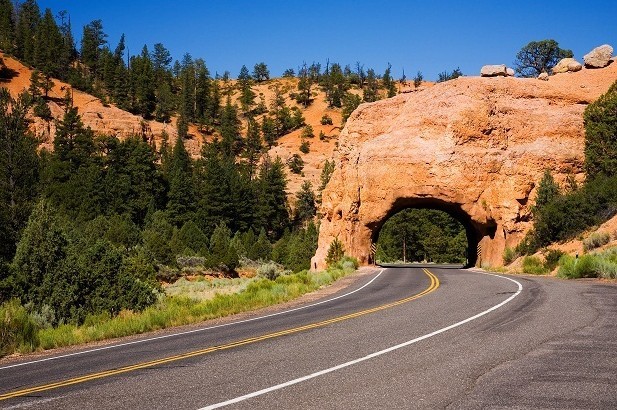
[1,266,616,409]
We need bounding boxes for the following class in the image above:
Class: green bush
[583,232,611,252]
[325,238,345,266]
[0,300,40,357]
[558,248,617,279]
[257,261,290,280]
[320,114,333,125]
[522,256,548,275]
[543,249,564,272]
[503,247,517,265]
[299,140,310,154]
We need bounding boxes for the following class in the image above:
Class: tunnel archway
[367,198,497,268]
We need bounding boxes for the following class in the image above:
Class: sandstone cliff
[313,63,617,269]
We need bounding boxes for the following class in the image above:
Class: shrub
[543,249,564,272]
[301,125,314,139]
[522,256,548,275]
[325,238,345,266]
[0,300,40,357]
[288,154,304,174]
[299,140,310,154]
[257,261,290,281]
[320,114,333,125]
[583,232,611,252]
[503,247,517,265]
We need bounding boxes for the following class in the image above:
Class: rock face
[312,63,617,269]
[481,65,510,77]
[584,44,613,68]
[553,58,583,73]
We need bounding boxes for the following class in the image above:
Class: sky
[36,0,617,81]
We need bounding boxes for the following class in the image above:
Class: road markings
[0,268,387,371]
[0,269,437,401]
[198,271,523,410]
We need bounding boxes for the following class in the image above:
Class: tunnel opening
[368,198,497,268]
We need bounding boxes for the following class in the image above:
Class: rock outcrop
[538,72,549,80]
[480,65,514,77]
[584,44,613,68]
[553,58,583,73]
[312,62,617,269]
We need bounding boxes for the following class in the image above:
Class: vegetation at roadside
[0,257,358,357]
[558,248,617,279]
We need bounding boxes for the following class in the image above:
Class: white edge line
[198,271,523,410]
[0,269,385,371]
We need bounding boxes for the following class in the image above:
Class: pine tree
[33,8,63,79]
[194,59,212,128]
[584,80,617,180]
[129,45,156,118]
[166,136,195,226]
[80,19,107,75]
[243,116,263,179]
[57,10,76,81]
[256,156,289,239]
[261,116,277,148]
[220,96,243,156]
[534,169,560,212]
[294,181,316,226]
[15,0,40,64]
[363,68,379,102]
[250,227,272,261]
[252,62,270,82]
[0,90,39,264]
[238,65,255,114]
[342,92,361,123]
[178,53,196,121]
[383,63,397,98]
[0,0,14,53]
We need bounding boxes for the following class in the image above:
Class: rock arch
[311,67,617,270]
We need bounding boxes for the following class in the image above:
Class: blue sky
[37,0,617,80]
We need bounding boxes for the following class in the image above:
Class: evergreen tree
[256,156,289,239]
[166,136,195,226]
[80,19,107,75]
[383,63,397,98]
[15,0,40,64]
[102,136,161,225]
[261,115,277,147]
[238,65,255,114]
[178,53,196,121]
[534,169,560,211]
[363,68,379,102]
[249,227,272,261]
[342,92,361,123]
[129,45,156,117]
[252,62,270,82]
[0,90,39,264]
[33,8,63,79]
[194,59,212,127]
[0,0,14,53]
[57,10,76,81]
[584,80,617,180]
[208,222,238,271]
[194,143,255,236]
[220,96,243,156]
[243,116,263,179]
[294,181,316,226]
[296,62,313,107]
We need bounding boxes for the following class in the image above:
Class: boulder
[506,67,515,76]
[553,58,583,73]
[481,65,508,77]
[538,72,549,81]
[584,44,613,68]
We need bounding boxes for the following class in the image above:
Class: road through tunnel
[367,198,497,268]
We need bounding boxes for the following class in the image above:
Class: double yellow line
[0,268,439,401]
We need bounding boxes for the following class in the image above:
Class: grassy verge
[1,258,358,357]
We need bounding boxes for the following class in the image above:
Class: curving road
[1,266,616,409]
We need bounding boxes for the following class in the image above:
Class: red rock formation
[312,64,617,269]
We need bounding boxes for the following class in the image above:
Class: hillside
[1,53,376,196]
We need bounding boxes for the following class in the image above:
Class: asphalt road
[1,266,616,409]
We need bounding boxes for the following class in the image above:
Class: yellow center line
[0,268,440,401]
